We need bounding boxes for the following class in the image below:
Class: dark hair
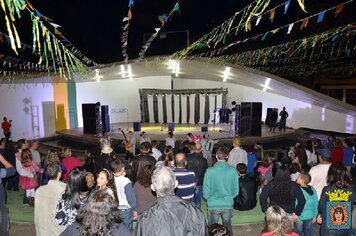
[46,163,62,180]
[159,146,173,166]
[291,163,301,174]
[17,138,27,149]
[295,147,307,166]
[236,163,247,175]
[140,142,151,152]
[333,207,345,221]
[76,190,122,236]
[271,165,292,205]
[216,146,229,161]
[208,223,230,236]
[344,139,353,148]
[21,148,33,167]
[334,139,343,148]
[110,159,125,173]
[261,157,271,168]
[301,164,311,173]
[97,169,118,201]
[137,164,155,188]
[327,163,352,189]
[62,167,89,210]
[151,140,159,148]
[0,138,5,146]
[168,132,173,138]
[305,140,313,152]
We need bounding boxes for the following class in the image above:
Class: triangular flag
[122,17,129,22]
[154,28,160,33]
[128,0,134,7]
[300,18,309,30]
[54,29,63,37]
[317,11,325,23]
[287,23,294,34]
[172,2,180,13]
[335,3,345,17]
[284,0,290,15]
[261,32,269,40]
[255,16,262,26]
[49,22,62,29]
[269,8,276,22]
[128,8,132,20]
[271,28,280,34]
[0,34,3,43]
[158,14,168,25]
[34,9,42,18]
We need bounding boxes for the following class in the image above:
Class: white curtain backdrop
[165,94,173,123]
[208,94,215,124]
[174,95,180,123]
[217,93,223,108]
[189,94,196,124]
[147,94,155,123]
[157,94,164,123]
[181,94,187,124]
[199,94,205,124]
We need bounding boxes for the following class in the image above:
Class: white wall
[76,76,171,127]
[0,83,54,140]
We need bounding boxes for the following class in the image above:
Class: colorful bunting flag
[172,2,180,13]
[284,0,290,15]
[287,23,294,34]
[317,11,325,23]
[335,3,345,17]
[300,18,309,30]
[255,16,262,26]
[158,14,168,25]
[269,8,275,22]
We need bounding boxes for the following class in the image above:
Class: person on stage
[269,109,278,132]
[1,117,11,141]
[279,107,289,132]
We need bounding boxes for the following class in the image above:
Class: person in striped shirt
[172,153,196,202]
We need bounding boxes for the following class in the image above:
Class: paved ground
[10,222,265,236]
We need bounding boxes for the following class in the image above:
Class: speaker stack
[239,102,262,136]
[82,104,97,134]
[101,105,110,133]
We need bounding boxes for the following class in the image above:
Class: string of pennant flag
[121,0,134,61]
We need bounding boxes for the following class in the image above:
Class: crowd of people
[0,130,356,236]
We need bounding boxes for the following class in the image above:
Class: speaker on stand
[82,104,97,134]
[101,105,110,133]
[239,102,262,136]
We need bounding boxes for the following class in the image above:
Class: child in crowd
[208,223,230,236]
[300,164,311,173]
[234,163,257,211]
[290,163,301,181]
[165,131,176,150]
[96,168,117,200]
[295,173,318,236]
[258,156,273,190]
[111,159,137,231]
[261,206,298,236]
[18,148,42,206]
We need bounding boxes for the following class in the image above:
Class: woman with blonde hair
[261,206,298,236]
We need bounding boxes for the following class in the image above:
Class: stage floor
[56,122,300,147]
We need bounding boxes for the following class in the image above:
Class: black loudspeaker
[239,102,262,136]
[101,105,109,117]
[82,104,97,119]
[201,126,208,132]
[133,122,141,132]
[240,120,262,136]
[83,118,96,134]
[168,123,174,132]
[102,115,110,133]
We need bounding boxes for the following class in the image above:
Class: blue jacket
[203,162,239,210]
[298,186,318,221]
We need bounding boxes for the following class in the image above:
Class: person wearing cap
[309,148,331,200]
[95,144,114,175]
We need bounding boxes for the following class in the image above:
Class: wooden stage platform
[53,122,306,150]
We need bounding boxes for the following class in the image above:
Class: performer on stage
[1,117,12,141]
[269,109,278,132]
[279,107,289,132]
[121,131,136,163]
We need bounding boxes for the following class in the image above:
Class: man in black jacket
[136,166,207,236]
[186,143,208,209]
[131,142,156,183]
[234,163,257,211]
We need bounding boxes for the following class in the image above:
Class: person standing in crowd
[295,173,318,236]
[0,153,15,236]
[136,166,207,236]
[201,134,218,165]
[165,131,176,150]
[99,131,111,147]
[330,139,344,164]
[133,164,156,215]
[59,190,131,236]
[246,146,257,176]
[204,146,239,235]
[260,165,306,224]
[131,142,156,183]
[173,153,196,203]
[1,117,11,141]
[317,163,356,235]
[343,138,354,172]
[35,163,66,236]
[95,144,115,175]
[234,163,257,211]
[111,159,137,231]
[279,107,289,132]
[186,143,208,209]
[139,132,151,144]
[61,148,82,183]
[269,108,278,132]
[309,148,332,200]
[156,146,174,168]
[228,137,247,168]
[261,206,298,236]
[151,141,162,161]
[55,168,89,226]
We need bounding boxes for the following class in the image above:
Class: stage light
[120,65,125,77]
[223,66,230,82]
[155,94,158,97]
[215,93,217,96]
[127,65,133,79]
[262,77,271,91]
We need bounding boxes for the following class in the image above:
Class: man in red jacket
[1,117,11,141]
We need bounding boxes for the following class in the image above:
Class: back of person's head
[64,167,89,209]
[216,146,229,161]
[17,138,27,150]
[140,142,152,153]
[316,148,331,162]
[236,163,247,175]
[232,137,241,146]
[45,150,60,165]
[137,164,155,188]
[63,148,72,158]
[21,148,33,167]
[305,140,313,152]
[291,162,301,174]
[46,163,62,180]
[344,138,353,148]
[298,172,311,185]
[334,139,343,148]
[271,164,291,205]
[168,131,173,138]
[189,142,196,151]
[151,140,159,148]
[301,164,311,173]
[75,190,121,235]
[327,162,352,189]
[263,206,294,235]
[174,153,186,168]
[194,143,203,153]
[151,166,177,197]
[110,159,125,173]
[208,223,230,236]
